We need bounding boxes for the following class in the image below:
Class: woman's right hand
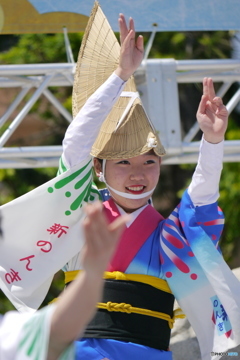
[115,14,144,81]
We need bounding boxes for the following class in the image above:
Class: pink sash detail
[103,198,164,272]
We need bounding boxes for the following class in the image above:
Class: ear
[93,158,102,178]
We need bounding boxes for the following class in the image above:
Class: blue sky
[28,0,240,32]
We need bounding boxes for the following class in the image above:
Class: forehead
[109,151,160,162]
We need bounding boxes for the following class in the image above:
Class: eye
[116,160,130,165]
[145,159,156,164]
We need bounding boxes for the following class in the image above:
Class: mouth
[125,185,146,194]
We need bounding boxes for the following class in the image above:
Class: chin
[120,198,149,213]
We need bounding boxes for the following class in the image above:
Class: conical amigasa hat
[72,1,166,159]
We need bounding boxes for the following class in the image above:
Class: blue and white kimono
[72,189,238,360]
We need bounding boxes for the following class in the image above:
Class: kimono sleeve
[0,305,75,360]
[160,190,240,360]
[0,159,94,312]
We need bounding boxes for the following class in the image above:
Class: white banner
[0,159,92,312]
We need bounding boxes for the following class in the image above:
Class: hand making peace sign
[197,77,228,144]
[115,14,144,81]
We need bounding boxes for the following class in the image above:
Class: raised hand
[115,14,144,81]
[81,201,129,277]
[197,77,228,144]
[49,203,128,358]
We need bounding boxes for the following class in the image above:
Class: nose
[129,167,145,181]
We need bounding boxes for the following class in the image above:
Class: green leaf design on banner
[47,160,93,216]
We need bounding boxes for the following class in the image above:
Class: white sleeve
[0,306,75,360]
[62,72,126,169]
[0,307,53,360]
[0,312,30,360]
[188,137,224,206]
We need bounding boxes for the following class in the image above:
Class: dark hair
[94,157,103,172]
[96,158,103,165]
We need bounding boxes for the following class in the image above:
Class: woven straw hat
[72,1,166,159]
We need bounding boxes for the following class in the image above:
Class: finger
[83,209,108,250]
[122,28,135,52]
[83,218,96,243]
[83,217,98,249]
[136,35,144,53]
[83,201,102,218]
[88,210,107,233]
[211,96,226,115]
[202,77,209,97]
[83,202,106,238]
[108,215,129,245]
[215,104,228,116]
[83,203,102,234]
[207,78,216,101]
[108,214,130,235]
[197,94,208,115]
[129,17,135,33]
[118,13,128,44]
[212,96,223,106]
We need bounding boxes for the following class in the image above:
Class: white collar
[115,203,148,228]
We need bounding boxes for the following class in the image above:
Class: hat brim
[72,1,121,119]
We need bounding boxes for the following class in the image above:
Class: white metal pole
[0,86,31,127]
[0,74,55,147]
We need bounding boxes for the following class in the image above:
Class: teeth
[127,186,144,191]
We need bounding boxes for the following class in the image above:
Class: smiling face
[94,152,161,213]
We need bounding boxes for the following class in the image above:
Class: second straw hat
[72,1,166,159]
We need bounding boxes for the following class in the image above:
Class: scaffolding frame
[0,58,240,168]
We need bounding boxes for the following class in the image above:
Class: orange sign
[0,0,89,34]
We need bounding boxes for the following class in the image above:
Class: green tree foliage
[0,33,83,64]
[147,30,232,60]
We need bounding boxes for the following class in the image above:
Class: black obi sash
[82,278,174,351]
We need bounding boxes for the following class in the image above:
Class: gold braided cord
[97,301,185,329]
[173,308,186,320]
[65,270,172,294]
